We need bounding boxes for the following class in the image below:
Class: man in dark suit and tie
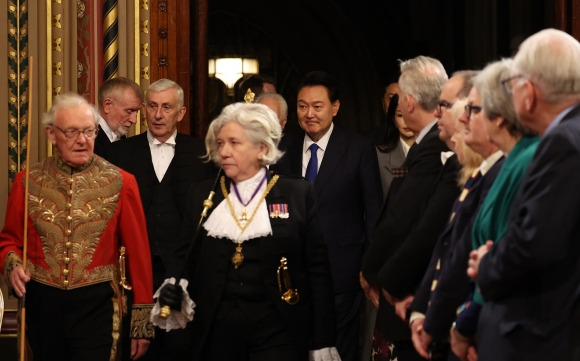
[108,78,216,361]
[271,71,382,361]
[467,29,580,361]
[361,56,460,360]
[94,77,144,157]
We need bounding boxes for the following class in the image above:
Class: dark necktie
[305,143,319,183]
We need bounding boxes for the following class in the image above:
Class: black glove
[158,283,183,311]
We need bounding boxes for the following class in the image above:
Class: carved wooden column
[192,0,208,138]
[149,0,191,134]
[554,0,580,40]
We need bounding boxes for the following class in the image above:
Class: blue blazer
[415,157,504,341]
[477,104,580,360]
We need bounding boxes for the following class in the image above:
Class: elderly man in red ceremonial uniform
[0,93,154,361]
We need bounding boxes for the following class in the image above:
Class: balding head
[513,28,580,103]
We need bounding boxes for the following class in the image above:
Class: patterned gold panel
[138,0,150,133]
[7,0,29,182]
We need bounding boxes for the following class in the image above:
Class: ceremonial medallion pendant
[232,244,244,269]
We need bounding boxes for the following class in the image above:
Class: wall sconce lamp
[208,58,259,91]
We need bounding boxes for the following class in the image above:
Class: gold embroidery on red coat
[27,157,123,289]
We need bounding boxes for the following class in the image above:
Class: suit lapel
[138,133,156,177]
[314,127,345,194]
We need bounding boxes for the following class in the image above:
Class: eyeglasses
[54,125,99,140]
[464,105,482,119]
[438,101,454,112]
[501,74,525,95]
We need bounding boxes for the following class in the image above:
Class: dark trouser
[26,281,119,361]
[361,298,378,360]
[202,298,300,361]
[139,323,195,361]
[335,290,363,361]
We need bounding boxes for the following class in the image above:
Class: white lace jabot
[203,168,272,243]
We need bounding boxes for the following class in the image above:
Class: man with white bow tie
[108,78,216,361]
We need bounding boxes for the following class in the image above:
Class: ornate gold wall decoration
[138,0,150,132]
[7,0,29,181]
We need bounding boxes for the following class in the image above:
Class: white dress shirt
[148,130,177,181]
[302,122,334,177]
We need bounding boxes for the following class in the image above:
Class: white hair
[398,55,448,112]
[205,102,284,166]
[513,28,580,103]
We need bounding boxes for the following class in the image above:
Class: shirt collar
[441,151,455,165]
[544,104,577,136]
[147,129,177,146]
[479,150,504,176]
[415,119,438,144]
[400,137,411,156]
[303,122,334,153]
[98,114,118,142]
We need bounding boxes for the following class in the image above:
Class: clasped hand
[158,282,184,310]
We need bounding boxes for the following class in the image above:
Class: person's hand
[10,265,30,297]
[360,272,379,308]
[467,241,493,281]
[450,324,471,361]
[410,317,430,359]
[466,346,478,361]
[130,338,150,360]
[158,283,183,310]
[394,294,414,320]
[381,288,396,306]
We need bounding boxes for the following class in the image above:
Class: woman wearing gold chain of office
[155,102,340,361]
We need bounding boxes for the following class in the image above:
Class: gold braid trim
[3,252,23,293]
[130,304,155,339]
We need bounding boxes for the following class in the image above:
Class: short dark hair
[297,71,340,102]
[237,75,265,102]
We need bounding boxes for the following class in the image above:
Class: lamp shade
[209,58,259,89]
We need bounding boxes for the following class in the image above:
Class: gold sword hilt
[277,257,300,305]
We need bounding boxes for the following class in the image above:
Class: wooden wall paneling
[192,0,208,138]
[573,1,580,39]
[554,0,580,40]
[149,0,191,134]
[175,0,190,135]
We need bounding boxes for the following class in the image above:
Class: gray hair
[98,77,144,110]
[474,58,529,136]
[42,92,98,127]
[452,70,480,99]
[398,55,448,112]
[255,92,288,120]
[147,78,184,107]
[205,102,284,166]
[513,28,580,103]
